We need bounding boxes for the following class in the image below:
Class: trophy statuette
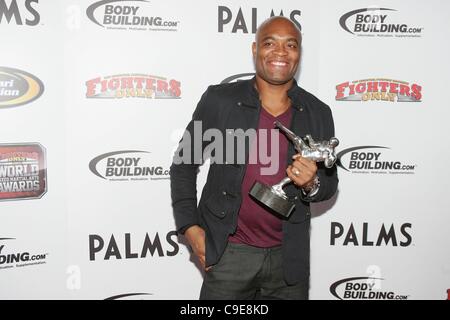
[249,121,339,218]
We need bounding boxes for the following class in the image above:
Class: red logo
[335,78,422,102]
[0,143,47,201]
[447,289,450,300]
[86,74,181,99]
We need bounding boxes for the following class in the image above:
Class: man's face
[253,18,301,85]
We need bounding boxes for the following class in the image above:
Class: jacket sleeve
[170,87,212,234]
[300,107,339,203]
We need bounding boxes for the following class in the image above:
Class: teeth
[271,61,287,66]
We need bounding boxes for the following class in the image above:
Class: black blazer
[170,78,338,284]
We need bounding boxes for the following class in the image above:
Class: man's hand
[184,225,211,271]
[287,154,318,188]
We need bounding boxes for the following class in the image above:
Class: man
[170,16,338,299]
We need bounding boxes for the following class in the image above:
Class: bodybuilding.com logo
[339,8,423,38]
[337,146,416,175]
[89,150,170,181]
[0,237,48,270]
[330,277,409,300]
[86,0,179,31]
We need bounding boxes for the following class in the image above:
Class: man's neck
[255,77,294,117]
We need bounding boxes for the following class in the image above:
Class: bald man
[170,16,338,300]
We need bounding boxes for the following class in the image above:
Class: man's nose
[273,44,288,56]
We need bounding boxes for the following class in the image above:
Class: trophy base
[249,181,295,218]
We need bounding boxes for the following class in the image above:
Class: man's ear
[252,42,256,58]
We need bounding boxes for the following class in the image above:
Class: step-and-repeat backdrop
[1,0,449,300]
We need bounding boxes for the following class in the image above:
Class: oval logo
[88,150,170,181]
[337,146,388,171]
[339,8,395,34]
[86,0,148,28]
[221,73,255,84]
[104,293,153,300]
[330,277,384,300]
[89,150,149,179]
[0,67,44,108]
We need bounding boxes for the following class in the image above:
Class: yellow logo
[0,67,44,108]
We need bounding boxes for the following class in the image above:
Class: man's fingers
[294,155,316,168]
[287,166,307,186]
[287,164,317,188]
[291,161,314,178]
[198,254,206,267]
[292,155,317,177]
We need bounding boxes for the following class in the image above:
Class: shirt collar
[242,76,303,111]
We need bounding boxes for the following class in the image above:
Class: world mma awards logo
[0,143,47,201]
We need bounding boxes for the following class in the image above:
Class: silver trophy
[249,121,339,218]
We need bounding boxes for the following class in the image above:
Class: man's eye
[264,42,273,46]
[288,44,297,49]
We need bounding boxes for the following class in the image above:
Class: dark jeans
[200,242,309,300]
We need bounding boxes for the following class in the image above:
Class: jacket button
[222,191,227,196]
[237,101,242,106]
[299,107,303,111]
[221,211,225,216]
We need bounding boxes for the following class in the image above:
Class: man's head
[252,16,301,86]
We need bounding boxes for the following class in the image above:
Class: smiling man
[170,16,338,300]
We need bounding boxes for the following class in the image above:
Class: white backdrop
[0,0,449,300]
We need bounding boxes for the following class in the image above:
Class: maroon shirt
[228,106,292,247]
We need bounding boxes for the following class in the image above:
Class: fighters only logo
[335,78,422,102]
[85,74,181,99]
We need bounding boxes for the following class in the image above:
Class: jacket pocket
[204,192,228,219]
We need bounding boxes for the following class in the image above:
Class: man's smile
[268,60,289,67]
